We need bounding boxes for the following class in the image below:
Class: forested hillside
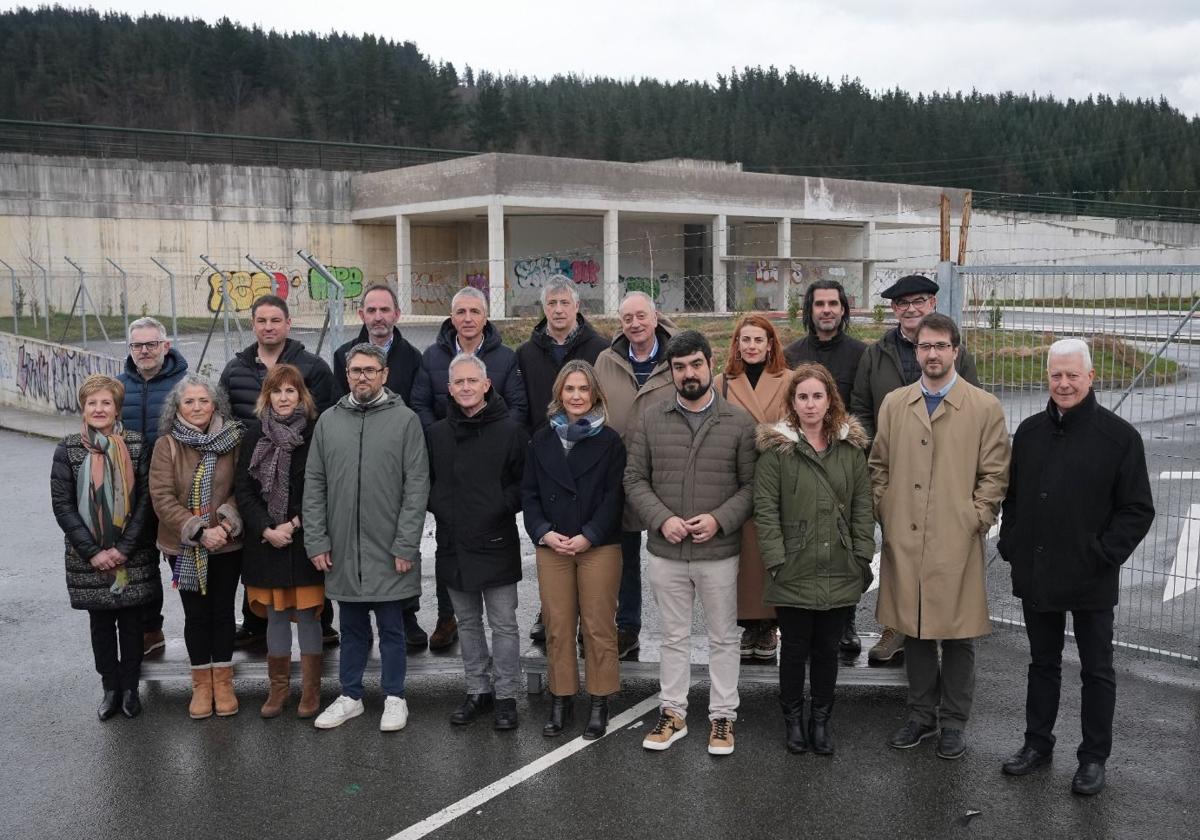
[3,6,1199,212]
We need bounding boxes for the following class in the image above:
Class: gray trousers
[904,636,976,728]
[448,583,520,701]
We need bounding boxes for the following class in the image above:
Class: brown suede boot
[298,653,322,719]
[212,665,239,716]
[189,666,213,720]
[260,656,291,718]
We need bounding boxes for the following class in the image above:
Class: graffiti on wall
[204,266,365,312]
[0,334,121,414]
[620,274,669,302]
[513,257,600,289]
[465,272,489,298]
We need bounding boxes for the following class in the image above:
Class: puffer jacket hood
[756,416,870,455]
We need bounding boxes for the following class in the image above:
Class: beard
[676,375,711,401]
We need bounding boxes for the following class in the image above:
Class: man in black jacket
[331,283,428,649]
[783,279,868,656]
[332,284,423,407]
[998,338,1154,796]
[220,294,336,646]
[516,276,609,642]
[427,354,529,730]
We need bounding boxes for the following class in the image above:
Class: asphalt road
[4,423,1200,840]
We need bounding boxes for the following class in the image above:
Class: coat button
[571,494,577,501]
[914,483,921,490]
[910,523,918,531]
[1035,545,1044,552]
[921,439,928,445]
[1039,492,1048,500]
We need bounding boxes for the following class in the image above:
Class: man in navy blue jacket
[118,317,188,656]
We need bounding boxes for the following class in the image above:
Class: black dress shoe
[493,698,519,731]
[233,625,266,649]
[1072,762,1106,796]
[120,688,142,719]
[1002,745,1052,776]
[542,694,574,737]
[449,692,494,725]
[529,612,546,643]
[839,615,862,655]
[582,695,609,740]
[888,719,937,749]
[936,728,967,760]
[97,690,120,721]
[404,611,429,651]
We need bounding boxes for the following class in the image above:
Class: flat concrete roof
[351,153,967,226]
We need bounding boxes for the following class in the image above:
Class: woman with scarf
[51,374,161,721]
[713,313,791,664]
[234,364,323,719]
[522,360,626,740]
[149,374,244,719]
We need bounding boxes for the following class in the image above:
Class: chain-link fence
[957,263,1200,664]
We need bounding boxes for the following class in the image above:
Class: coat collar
[532,427,608,490]
[723,369,789,424]
[902,375,966,428]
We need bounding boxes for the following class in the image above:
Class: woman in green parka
[754,363,875,756]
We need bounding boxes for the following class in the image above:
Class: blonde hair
[78,374,125,412]
[545,360,608,422]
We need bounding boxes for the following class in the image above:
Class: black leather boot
[493,698,519,731]
[542,694,574,737]
[809,699,835,755]
[780,698,807,754]
[120,686,142,719]
[97,690,120,722]
[450,692,494,725]
[582,695,609,740]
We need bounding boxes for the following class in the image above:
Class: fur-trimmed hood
[756,416,869,454]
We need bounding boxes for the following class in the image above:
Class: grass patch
[6,312,217,345]
[987,296,1198,313]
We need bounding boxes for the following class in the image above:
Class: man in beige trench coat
[869,313,1010,760]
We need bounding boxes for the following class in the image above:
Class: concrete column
[860,221,876,310]
[487,200,506,318]
[777,217,793,312]
[712,213,728,314]
[395,214,413,316]
[603,209,620,316]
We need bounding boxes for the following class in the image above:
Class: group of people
[51,272,1154,796]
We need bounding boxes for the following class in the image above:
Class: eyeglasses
[893,296,931,310]
[916,342,955,352]
[348,367,384,379]
[129,341,163,351]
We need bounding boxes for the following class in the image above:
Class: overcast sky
[15,1,1200,115]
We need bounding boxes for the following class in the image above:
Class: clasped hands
[660,513,719,544]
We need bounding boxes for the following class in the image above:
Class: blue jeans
[617,530,643,634]
[338,600,407,700]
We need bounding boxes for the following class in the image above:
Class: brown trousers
[536,543,621,696]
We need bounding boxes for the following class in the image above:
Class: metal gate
[951,263,1200,664]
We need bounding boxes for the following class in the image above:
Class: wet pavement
[4,427,1200,839]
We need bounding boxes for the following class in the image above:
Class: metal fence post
[105,257,129,340]
[149,257,178,342]
[935,260,963,326]
[65,257,87,344]
[29,258,50,339]
[296,250,343,358]
[199,255,243,361]
[0,259,17,334]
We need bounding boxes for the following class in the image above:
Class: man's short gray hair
[448,352,488,382]
[620,290,656,313]
[540,276,579,306]
[128,316,168,340]
[450,286,489,312]
[347,342,387,369]
[1047,338,1093,371]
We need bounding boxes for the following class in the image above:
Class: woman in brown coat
[714,314,791,662]
[149,374,244,719]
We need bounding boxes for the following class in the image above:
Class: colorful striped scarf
[78,421,135,593]
[169,415,243,595]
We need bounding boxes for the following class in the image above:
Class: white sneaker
[381,696,409,732]
[314,695,364,730]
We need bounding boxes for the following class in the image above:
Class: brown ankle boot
[189,666,213,719]
[212,665,239,716]
[260,656,291,718]
[298,653,322,719]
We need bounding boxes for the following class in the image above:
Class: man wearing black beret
[850,274,980,666]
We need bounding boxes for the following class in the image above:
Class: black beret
[880,274,939,299]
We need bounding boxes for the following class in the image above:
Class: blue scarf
[549,411,606,451]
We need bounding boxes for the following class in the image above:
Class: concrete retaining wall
[0,332,121,415]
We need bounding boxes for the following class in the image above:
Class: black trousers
[242,589,335,633]
[89,606,144,690]
[776,605,851,705]
[141,564,164,633]
[1022,603,1116,764]
[178,550,241,666]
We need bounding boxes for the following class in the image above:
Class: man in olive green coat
[304,343,430,733]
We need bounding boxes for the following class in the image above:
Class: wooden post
[958,191,973,266]
[939,193,951,262]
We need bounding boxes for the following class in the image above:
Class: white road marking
[387,694,661,840]
[1162,503,1200,603]
[1159,472,1200,480]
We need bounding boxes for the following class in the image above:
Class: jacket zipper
[356,408,365,588]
